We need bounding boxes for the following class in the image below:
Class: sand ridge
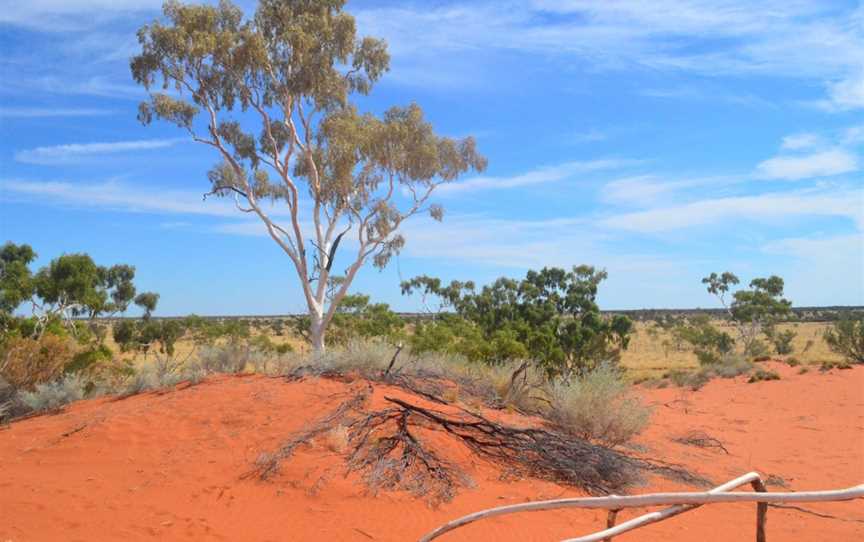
[1,363,862,541]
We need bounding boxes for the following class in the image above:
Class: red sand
[1,363,862,541]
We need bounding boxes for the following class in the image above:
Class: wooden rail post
[751,478,767,542]
[602,509,619,542]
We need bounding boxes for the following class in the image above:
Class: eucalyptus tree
[702,272,792,355]
[131,0,486,352]
[402,266,633,378]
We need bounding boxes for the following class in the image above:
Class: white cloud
[600,174,738,206]
[823,71,864,111]
[355,1,864,106]
[0,178,238,216]
[755,148,859,180]
[843,125,864,145]
[780,133,824,151]
[0,107,116,118]
[600,188,864,233]
[15,138,184,165]
[438,159,639,195]
[0,0,163,31]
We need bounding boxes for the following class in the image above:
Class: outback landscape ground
[2,1,863,540]
[1,359,861,541]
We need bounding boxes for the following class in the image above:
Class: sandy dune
[1,363,862,541]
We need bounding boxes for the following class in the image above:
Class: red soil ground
[1,362,862,541]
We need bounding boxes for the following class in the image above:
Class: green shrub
[546,364,650,447]
[747,368,780,383]
[769,329,796,355]
[823,318,864,364]
[785,357,800,367]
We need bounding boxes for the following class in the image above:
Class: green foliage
[328,294,404,345]
[702,271,792,356]
[671,315,734,366]
[64,344,114,375]
[134,292,160,320]
[402,266,631,377]
[0,243,37,315]
[131,0,487,350]
[35,253,137,319]
[823,317,864,364]
[765,326,796,355]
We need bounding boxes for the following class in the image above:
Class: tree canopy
[131,0,486,351]
[402,266,632,377]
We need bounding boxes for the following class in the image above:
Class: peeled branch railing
[418,472,864,542]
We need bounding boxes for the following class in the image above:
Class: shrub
[711,355,752,378]
[546,364,651,447]
[785,357,801,367]
[0,333,76,390]
[747,368,780,383]
[819,359,853,372]
[401,266,632,378]
[664,368,712,390]
[769,329,796,355]
[19,374,88,411]
[823,318,864,364]
[195,344,255,374]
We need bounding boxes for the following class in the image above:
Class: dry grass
[619,321,843,380]
[98,319,844,383]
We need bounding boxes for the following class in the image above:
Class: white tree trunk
[309,306,326,355]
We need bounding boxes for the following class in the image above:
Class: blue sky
[1,0,862,316]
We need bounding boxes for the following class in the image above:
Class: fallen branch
[673,430,729,454]
[418,482,864,542]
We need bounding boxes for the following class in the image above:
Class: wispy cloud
[0,0,163,32]
[14,138,184,165]
[755,148,859,180]
[780,133,824,151]
[600,188,864,233]
[0,107,116,118]
[0,178,237,216]
[355,1,864,108]
[439,158,639,195]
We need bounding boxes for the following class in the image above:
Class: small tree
[702,272,792,356]
[824,317,864,364]
[402,266,632,378]
[0,243,37,318]
[134,292,160,320]
[131,0,486,352]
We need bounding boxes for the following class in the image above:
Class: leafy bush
[402,266,632,377]
[747,368,780,383]
[823,317,864,364]
[767,328,796,355]
[546,364,650,447]
[672,315,734,366]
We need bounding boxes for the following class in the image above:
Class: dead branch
[673,430,730,454]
